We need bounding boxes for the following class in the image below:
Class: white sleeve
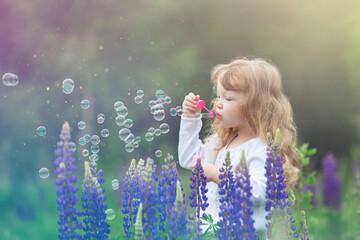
[246,141,267,208]
[178,117,217,170]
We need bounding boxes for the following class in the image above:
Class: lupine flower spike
[265,129,299,239]
[122,159,140,239]
[189,154,209,239]
[322,153,341,209]
[135,203,145,240]
[217,151,237,239]
[157,154,180,232]
[300,210,310,240]
[54,121,83,239]
[167,180,190,239]
[81,161,110,239]
[234,150,256,239]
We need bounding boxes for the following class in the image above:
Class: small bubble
[78,121,86,130]
[116,105,128,117]
[67,142,77,152]
[165,96,172,104]
[156,98,165,105]
[155,89,165,99]
[105,209,115,220]
[136,90,144,97]
[62,78,74,94]
[176,106,181,110]
[134,96,143,104]
[80,99,90,109]
[111,179,119,190]
[119,128,134,143]
[82,149,89,157]
[97,114,105,124]
[154,129,161,136]
[79,137,86,146]
[89,153,99,162]
[177,108,183,116]
[114,101,124,110]
[145,132,154,142]
[125,143,134,153]
[36,126,46,136]
[159,123,170,134]
[90,135,100,145]
[124,119,133,128]
[91,144,100,154]
[155,150,162,157]
[115,115,125,126]
[169,108,177,116]
[101,129,110,138]
[2,73,19,87]
[124,133,135,144]
[135,136,141,142]
[133,142,139,148]
[148,100,156,108]
[84,134,91,142]
[39,168,50,179]
[148,127,155,134]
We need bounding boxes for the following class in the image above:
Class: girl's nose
[216,99,223,109]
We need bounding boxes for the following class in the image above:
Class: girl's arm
[191,162,221,185]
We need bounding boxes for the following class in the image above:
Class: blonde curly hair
[208,57,301,191]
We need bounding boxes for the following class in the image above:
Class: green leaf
[307,148,317,156]
[307,171,317,185]
[303,157,310,166]
[299,143,309,155]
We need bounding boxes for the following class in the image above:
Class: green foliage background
[1,0,360,239]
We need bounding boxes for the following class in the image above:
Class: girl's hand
[182,92,201,118]
[191,162,221,185]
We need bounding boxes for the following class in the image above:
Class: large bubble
[125,143,134,153]
[114,101,124,110]
[124,119,133,128]
[116,105,128,117]
[118,128,131,141]
[169,108,177,116]
[90,135,100,145]
[2,73,19,87]
[91,144,100,154]
[154,110,165,121]
[145,132,154,142]
[115,115,125,126]
[105,209,115,220]
[67,142,77,152]
[154,129,161,136]
[159,123,170,134]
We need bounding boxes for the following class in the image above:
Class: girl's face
[215,80,246,129]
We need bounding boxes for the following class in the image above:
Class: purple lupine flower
[122,159,140,239]
[81,161,110,239]
[300,210,310,240]
[189,155,208,239]
[233,150,256,239]
[322,153,341,209]
[54,122,83,239]
[265,129,299,239]
[167,180,190,239]
[217,150,237,240]
[138,158,159,239]
[157,154,180,232]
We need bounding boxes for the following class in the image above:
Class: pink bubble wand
[195,96,214,118]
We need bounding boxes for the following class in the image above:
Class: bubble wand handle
[194,96,214,118]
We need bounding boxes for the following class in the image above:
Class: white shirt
[178,116,268,232]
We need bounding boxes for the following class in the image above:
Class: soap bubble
[156,98,165,105]
[159,123,170,134]
[101,129,110,138]
[81,99,90,109]
[116,105,128,117]
[134,96,143,104]
[156,89,165,99]
[165,96,172,104]
[148,100,156,108]
[135,136,141,142]
[82,149,89,157]
[154,129,161,136]
[2,73,19,86]
[119,128,131,141]
[124,119,133,128]
[133,142,139,148]
[155,150,162,157]
[67,142,76,152]
[169,108,177,116]
[90,135,100,145]
[84,134,91,142]
[154,110,165,121]
[148,127,155,134]
[114,101,124,110]
[176,106,181,110]
[115,115,125,126]
[105,209,115,220]
[90,153,99,162]
[36,126,46,136]
[39,168,50,179]
[79,137,86,146]
[125,143,134,153]
[62,78,74,94]
[111,179,119,190]
[97,114,105,124]
[177,108,183,116]
[91,144,100,154]
[124,133,135,144]
[145,132,154,142]
[136,90,144,97]
[78,121,86,130]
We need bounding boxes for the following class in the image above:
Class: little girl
[178,58,301,238]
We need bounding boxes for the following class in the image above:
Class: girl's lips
[216,112,222,119]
